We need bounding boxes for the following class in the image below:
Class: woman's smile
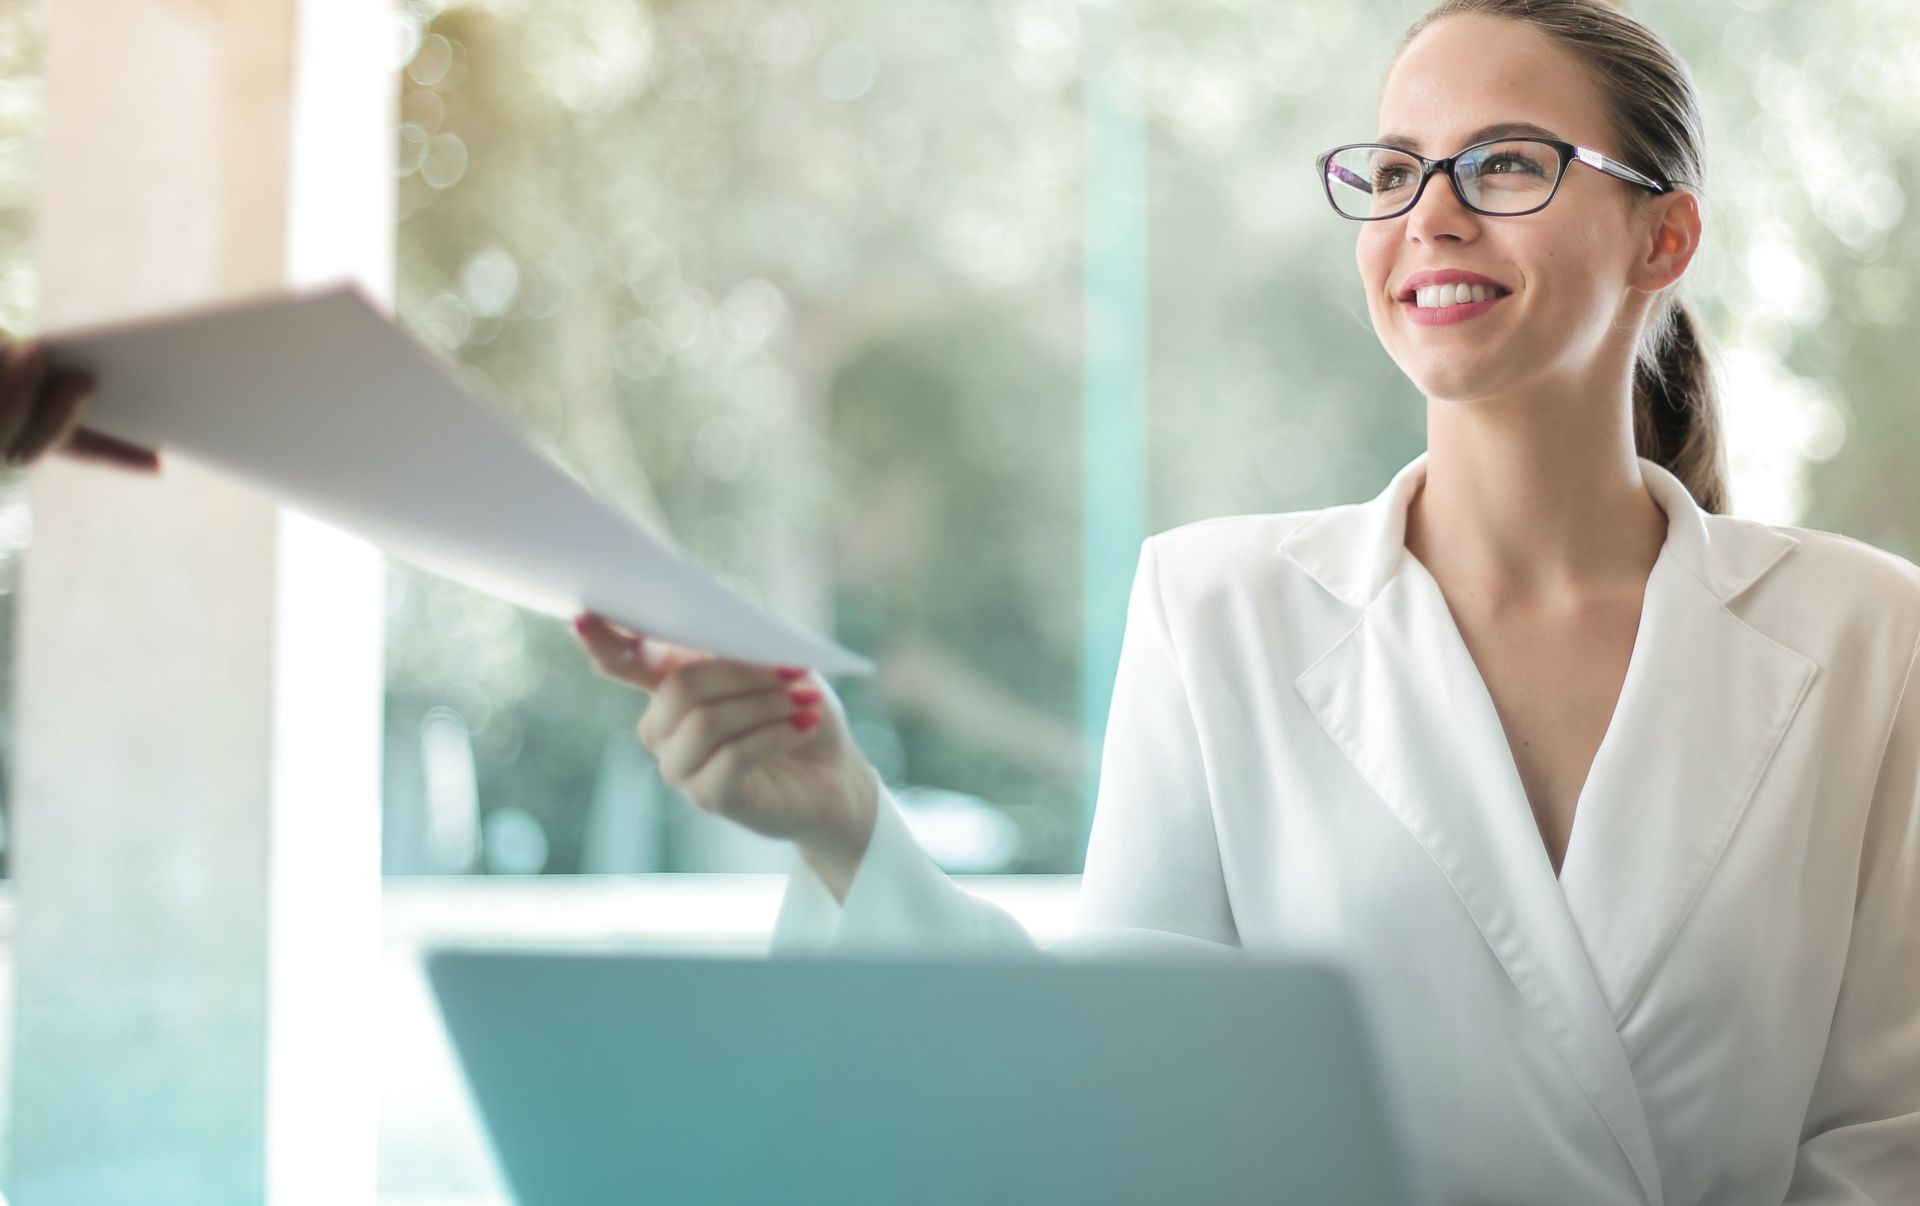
[1402,288,1513,327]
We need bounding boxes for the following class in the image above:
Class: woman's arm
[771,764,1036,952]
[769,533,1239,958]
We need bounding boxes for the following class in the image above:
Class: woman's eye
[1482,154,1540,176]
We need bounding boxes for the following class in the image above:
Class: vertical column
[6,1,392,1203]
[1079,10,1149,862]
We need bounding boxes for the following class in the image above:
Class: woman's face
[1358,14,1659,406]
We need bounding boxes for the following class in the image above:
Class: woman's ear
[1632,189,1701,292]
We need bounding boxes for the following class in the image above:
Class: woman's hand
[571,612,878,893]
[0,336,161,472]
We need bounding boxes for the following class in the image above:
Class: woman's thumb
[629,632,678,688]
[575,612,691,691]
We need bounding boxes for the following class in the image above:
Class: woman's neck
[1406,398,1669,609]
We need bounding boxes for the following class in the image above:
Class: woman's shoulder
[1736,517,1920,665]
[1762,519,1920,606]
[1146,510,1320,574]
[1139,509,1380,664]
[1142,511,1333,626]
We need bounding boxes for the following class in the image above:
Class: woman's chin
[1395,353,1489,393]
[1404,365,1506,403]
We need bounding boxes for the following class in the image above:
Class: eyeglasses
[1314,137,1671,221]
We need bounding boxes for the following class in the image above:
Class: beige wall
[8,1,392,1202]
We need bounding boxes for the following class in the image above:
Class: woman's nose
[1404,170,1478,241]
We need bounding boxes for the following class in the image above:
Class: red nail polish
[774,667,808,681]
[789,688,823,706]
[791,711,820,732]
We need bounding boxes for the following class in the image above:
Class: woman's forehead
[1379,19,1602,153]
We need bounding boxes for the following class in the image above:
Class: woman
[573,2,1919,1202]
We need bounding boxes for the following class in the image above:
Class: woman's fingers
[654,685,816,796]
[8,370,91,467]
[680,708,821,819]
[637,656,812,750]
[0,340,51,456]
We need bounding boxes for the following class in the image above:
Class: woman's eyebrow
[1372,121,1563,151]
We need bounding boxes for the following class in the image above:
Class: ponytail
[1632,297,1728,513]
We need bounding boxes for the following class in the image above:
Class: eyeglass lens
[1324,140,1562,218]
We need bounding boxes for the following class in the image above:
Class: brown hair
[1393,0,1728,513]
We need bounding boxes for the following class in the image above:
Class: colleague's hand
[572,613,878,893]
[0,335,161,472]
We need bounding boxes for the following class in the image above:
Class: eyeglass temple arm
[1572,145,1670,194]
[1326,162,1371,193]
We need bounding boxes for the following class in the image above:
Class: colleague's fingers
[654,687,816,791]
[8,370,91,467]
[59,426,162,472]
[0,340,51,454]
[639,658,811,748]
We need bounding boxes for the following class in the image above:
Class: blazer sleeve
[768,533,1240,960]
[768,763,1036,954]
[1785,628,1920,1204]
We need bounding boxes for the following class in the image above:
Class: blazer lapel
[1278,451,1815,1206]
[1553,470,1818,1024]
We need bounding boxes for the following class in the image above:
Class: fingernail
[774,667,807,681]
[572,616,587,633]
[791,711,821,732]
[789,687,823,706]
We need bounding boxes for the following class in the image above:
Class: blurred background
[0,0,1915,1199]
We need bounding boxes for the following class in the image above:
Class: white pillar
[6,1,393,1203]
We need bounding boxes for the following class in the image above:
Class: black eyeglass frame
[1314,137,1673,221]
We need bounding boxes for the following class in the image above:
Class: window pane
[380,0,1920,886]
[386,0,1087,874]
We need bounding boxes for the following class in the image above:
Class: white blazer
[771,449,1920,1206]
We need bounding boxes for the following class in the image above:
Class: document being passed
[49,282,874,677]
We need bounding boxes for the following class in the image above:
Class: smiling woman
[761,2,1920,1205]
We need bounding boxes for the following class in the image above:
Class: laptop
[424,945,1425,1205]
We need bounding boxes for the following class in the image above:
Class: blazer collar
[1276,448,1800,612]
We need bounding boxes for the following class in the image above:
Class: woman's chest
[1452,598,1645,878]
[1199,638,1860,992]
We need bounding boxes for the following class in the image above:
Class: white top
[770,449,1920,1206]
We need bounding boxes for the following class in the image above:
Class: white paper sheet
[49,281,875,677]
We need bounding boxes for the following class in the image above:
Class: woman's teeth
[1414,283,1508,308]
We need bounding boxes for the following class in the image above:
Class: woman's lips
[1401,292,1510,327]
